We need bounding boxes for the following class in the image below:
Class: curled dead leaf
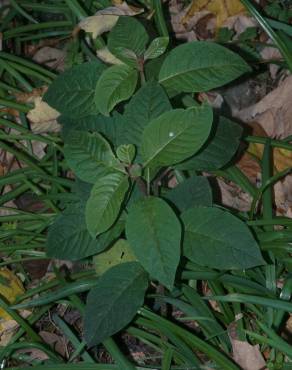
[27,97,60,133]
[79,1,143,39]
[33,46,66,72]
[96,47,124,65]
[236,75,292,139]
[231,338,266,370]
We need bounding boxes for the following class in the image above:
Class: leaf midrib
[159,62,247,84]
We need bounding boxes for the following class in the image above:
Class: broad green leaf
[64,130,119,184]
[164,176,212,212]
[177,116,243,171]
[182,207,266,270]
[94,239,136,276]
[159,41,251,93]
[60,112,125,147]
[84,262,148,346]
[144,37,169,60]
[86,172,129,237]
[123,81,171,158]
[141,104,213,168]
[108,16,149,67]
[126,197,181,289]
[145,54,167,81]
[44,62,106,118]
[95,64,138,116]
[46,196,124,261]
[116,144,136,164]
[46,205,101,261]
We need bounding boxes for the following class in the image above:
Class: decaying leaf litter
[0,0,292,369]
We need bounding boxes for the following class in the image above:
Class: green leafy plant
[4,2,292,370]
[37,10,266,365]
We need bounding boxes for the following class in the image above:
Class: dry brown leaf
[216,177,252,211]
[79,1,143,39]
[183,0,246,29]
[27,96,60,133]
[261,42,283,79]
[15,87,46,104]
[39,331,68,357]
[236,75,292,138]
[235,76,292,216]
[231,339,266,370]
[33,46,66,72]
[169,0,206,41]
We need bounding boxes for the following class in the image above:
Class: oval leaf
[94,239,136,276]
[144,36,169,60]
[86,172,129,237]
[44,62,106,118]
[126,197,181,289]
[159,41,251,93]
[108,16,149,67]
[116,144,136,164]
[46,205,124,261]
[141,104,213,168]
[123,81,171,159]
[84,262,148,346]
[64,130,118,184]
[177,116,243,171]
[95,64,138,116]
[164,176,212,212]
[182,206,266,270]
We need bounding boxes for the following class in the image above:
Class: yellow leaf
[79,14,119,39]
[94,239,136,276]
[0,268,24,321]
[247,142,292,173]
[273,148,292,172]
[184,0,245,28]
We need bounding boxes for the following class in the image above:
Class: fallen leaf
[0,268,27,345]
[15,87,47,104]
[27,96,60,133]
[236,75,292,138]
[183,0,246,29]
[0,268,24,321]
[33,46,66,72]
[235,75,292,217]
[169,0,205,41]
[216,177,252,212]
[231,338,266,370]
[0,319,19,346]
[39,331,67,357]
[223,14,257,36]
[16,348,49,361]
[79,1,143,39]
[96,47,124,65]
